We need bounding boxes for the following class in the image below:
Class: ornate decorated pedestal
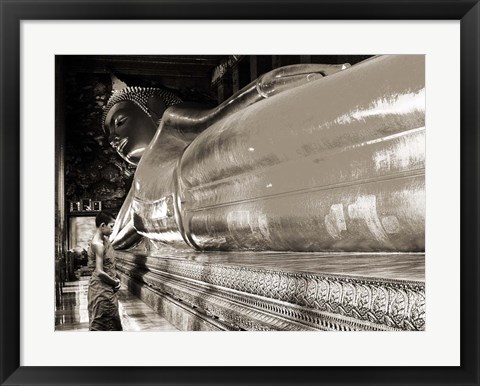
[116,250,424,331]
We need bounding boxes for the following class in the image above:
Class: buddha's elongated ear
[146,95,167,125]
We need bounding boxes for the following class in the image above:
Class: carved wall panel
[116,252,425,331]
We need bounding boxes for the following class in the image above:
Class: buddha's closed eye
[114,116,127,128]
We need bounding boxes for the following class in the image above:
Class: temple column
[55,56,67,300]
[232,65,240,94]
[249,56,258,81]
[216,78,233,104]
[272,55,282,69]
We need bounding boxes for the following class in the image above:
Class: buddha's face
[104,101,158,165]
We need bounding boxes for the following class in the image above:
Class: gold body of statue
[104,56,425,253]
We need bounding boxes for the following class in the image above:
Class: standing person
[87,211,123,331]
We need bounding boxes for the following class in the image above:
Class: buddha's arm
[109,63,350,250]
[111,219,140,249]
[110,187,141,249]
[162,63,350,135]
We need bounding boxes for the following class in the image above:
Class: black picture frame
[1,1,478,385]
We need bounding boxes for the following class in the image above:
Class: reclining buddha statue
[103,55,425,254]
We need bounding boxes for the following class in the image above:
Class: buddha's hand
[110,220,141,250]
[256,63,351,98]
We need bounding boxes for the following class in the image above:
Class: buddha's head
[102,87,182,165]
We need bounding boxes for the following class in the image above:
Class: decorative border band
[116,252,425,331]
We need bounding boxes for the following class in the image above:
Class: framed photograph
[69,201,81,213]
[92,201,102,212]
[1,1,479,386]
[81,198,92,212]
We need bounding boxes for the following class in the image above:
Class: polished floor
[55,277,178,331]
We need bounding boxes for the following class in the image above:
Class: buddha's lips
[115,138,128,153]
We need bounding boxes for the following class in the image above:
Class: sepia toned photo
[55,54,425,332]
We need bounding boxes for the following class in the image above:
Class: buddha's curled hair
[102,87,182,133]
